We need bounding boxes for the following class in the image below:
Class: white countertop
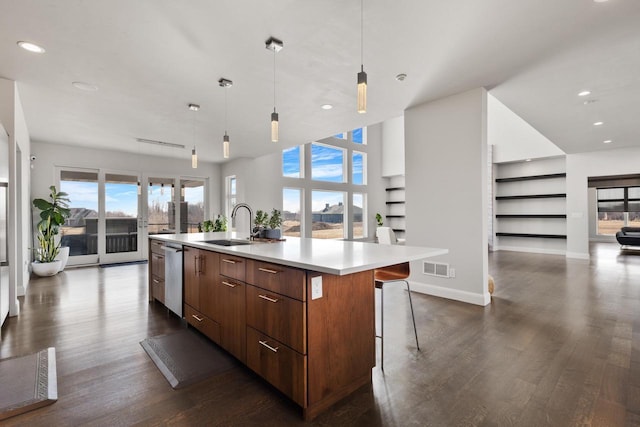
[150,232,448,275]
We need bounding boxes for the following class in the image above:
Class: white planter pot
[55,246,70,272]
[32,260,62,277]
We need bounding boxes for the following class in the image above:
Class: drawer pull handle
[222,281,237,288]
[259,340,279,353]
[192,314,204,322]
[258,294,279,303]
[222,259,237,264]
[258,267,279,274]
[153,279,159,284]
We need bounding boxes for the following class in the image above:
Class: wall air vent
[423,261,450,278]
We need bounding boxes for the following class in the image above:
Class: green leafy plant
[268,208,282,230]
[375,213,383,227]
[202,215,228,232]
[254,210,269,229]
[32,186,71,263]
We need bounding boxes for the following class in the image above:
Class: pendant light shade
[192,146,198,168]
[189,103,200,169]
[357,0,367,114]
[223,132,230,159]
[271,110,279,143]
[266,37,283,143]
[137,181,141,195]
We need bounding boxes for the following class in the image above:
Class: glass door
[180,178,205,233]
[99,172,142,264]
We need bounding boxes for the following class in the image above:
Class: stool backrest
[376,227,397,245]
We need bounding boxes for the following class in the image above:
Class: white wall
[566,146,640,258]
[404,88,490,306]
[381,116,405,177]
[0,78,31,312]
[489,94,564,163]
[220,123,387,240]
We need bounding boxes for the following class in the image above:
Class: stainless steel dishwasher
[163,243,183,317]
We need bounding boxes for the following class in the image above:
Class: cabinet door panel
[151,253,165,278]
[199,250,219,320]
[246,260,306,301]
[246,326,306,407]
[217,277,246,363]
[185,304,221,344]
[219,254,246,281]
[183,246,200,310]
[246,284,306,354]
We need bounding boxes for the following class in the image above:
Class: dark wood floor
[1,243,640,426]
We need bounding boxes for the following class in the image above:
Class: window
[283,188,302,237]
[597,187,639,235]
[311,143,345,183]
[148,178,174,235]
[353,193,366,239]
[60,170,99,256]
[225,175,236,221]
[282,146,303,178]
[352,127,366,144]
[352,151,366,185]
[181,179,205,233]
[334,132,346,140]
[105,173,138,253]
[312,190,346,239]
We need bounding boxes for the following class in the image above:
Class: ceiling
[0,0,638,163]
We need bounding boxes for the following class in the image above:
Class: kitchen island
[149,232,447,420]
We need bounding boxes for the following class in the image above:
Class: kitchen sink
[199,239,252,246]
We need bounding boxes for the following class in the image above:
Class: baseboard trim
[410,281,491,306]
[566,251,590,260]
[494,245,566,256]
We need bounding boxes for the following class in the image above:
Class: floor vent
[423,261,449,278]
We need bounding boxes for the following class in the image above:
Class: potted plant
[375,213,383,227]
[266,208,282,240]
[254,209,269,238]
[202,214,228,232]
[32,186,71,276]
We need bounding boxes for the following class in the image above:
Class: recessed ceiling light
[593,121,604,126]
[188,103,200,111]
[603,140,612,144]
[395,73,407,81]
[321,104,333,110]
[72,81,99,92]
[593,0,609,3]
[583,99,598,105]
[578,90,591,97]
[17,41,45,53]
[525,158,532,162]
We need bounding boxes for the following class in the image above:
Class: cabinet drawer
[246,326,306,407]
[246,284,306,354]
[219,254,246,281]
[150,239,165,255]
[184,304,221,344]
[246,260,305,301]
[151,253,165,278]
[151,275,165,303]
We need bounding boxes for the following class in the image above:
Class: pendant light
[189,103,200,168]
[266,37,283,142]
[357,0,367,114]
[219,78,233,158]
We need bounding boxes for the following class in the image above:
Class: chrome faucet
[231,203,254,240]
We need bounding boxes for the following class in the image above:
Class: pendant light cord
[225,87,228,133]
[273,47,277,111]
[360,0,364,67]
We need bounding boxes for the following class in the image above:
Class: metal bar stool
[375,262,420,371]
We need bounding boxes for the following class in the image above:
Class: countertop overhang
[150,232,448,275]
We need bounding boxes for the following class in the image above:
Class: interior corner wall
[566,146,640,259]
[404,88,490,306]
[381,116,405,177]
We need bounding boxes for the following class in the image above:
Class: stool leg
[380,284,384,371]
[405,280,420,351]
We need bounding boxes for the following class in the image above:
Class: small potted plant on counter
[32,186,71,276]
[254,209,269,238]
[265,208,282,240]
[202,214,228,232]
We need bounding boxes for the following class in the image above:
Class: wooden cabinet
[183,246,220,342]
[149,239,165,303]
[216,275,246,363]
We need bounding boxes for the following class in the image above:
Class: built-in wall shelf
[384,178,406,240]
[495,214,566,219]
[386,187,405,191]
[496,232,567,239]
[385,201,404,205]
[496,193,566,200]
[392,228,406,233]
[495,173,566,183]
[385,215,404,218]
[494,161,567,249]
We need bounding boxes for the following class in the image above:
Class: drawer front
[246,285,306,354]
[151,253,165,278]
[246,326,306,407]
[151,275,165,303]
[150,239,165,255]
[246,260,306,301]
[184,304,221,344]
[219,254,246,281]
